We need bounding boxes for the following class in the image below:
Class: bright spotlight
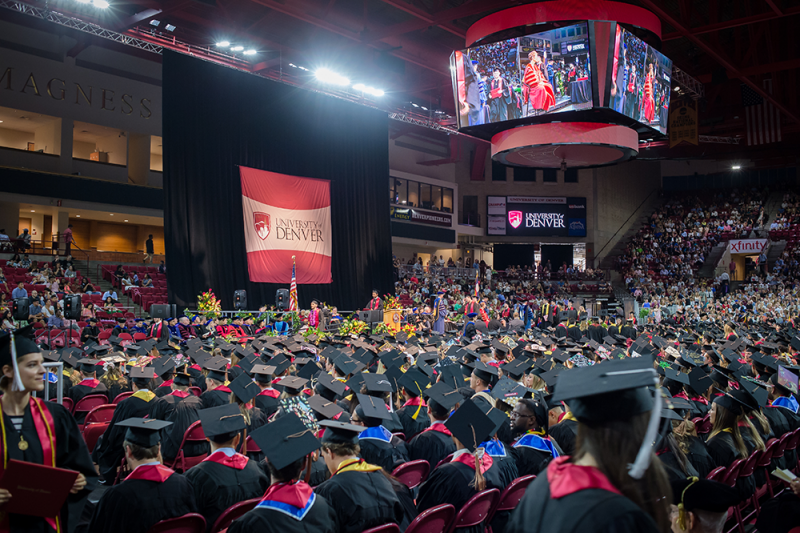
[370,88,384,97]
[165,24,176,32]
[217,41,230,47]
[353,83,366,91]
[243,49,257,55]
[315,68,350,86]
[732,165,741,170]
[92,0,110,8]
[231,45,244,51]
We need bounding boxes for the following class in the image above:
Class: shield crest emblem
[508,210,523,229]
[254,212,270,240]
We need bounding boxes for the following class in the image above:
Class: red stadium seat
[446,488,500,533]
[51,397,74,412]
[113,391,135,404]
[404,504,455,533]
[165,420,208,473]
[391,460,429,490]
[486,475,536,531]
[83,422,109,453]
[73,393,109,417]
[189,386,202,397]
[361,524,400,533]
[210,498,260,533]
[81,404,116,431]
[146,513,206,533]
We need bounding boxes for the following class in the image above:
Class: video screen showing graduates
[451,22,592,129]
[610,25,673,135]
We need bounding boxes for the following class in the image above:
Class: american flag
[289,256,298,311]
[741,80,781,146]
[474,268,480,298]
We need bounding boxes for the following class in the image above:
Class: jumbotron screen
[487,196,587,237]
[610,25,673,135]
[451,22,592,129]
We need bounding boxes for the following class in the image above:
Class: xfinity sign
[728,239,768,253]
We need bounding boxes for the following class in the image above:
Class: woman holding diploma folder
[0,325,97,532]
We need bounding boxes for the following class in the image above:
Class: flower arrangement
[303,326,325,342]
[384,294,401,309]
[371,321,390,336]
[338,318,368,336]
[197,289,222,319]
[401,323,416,338]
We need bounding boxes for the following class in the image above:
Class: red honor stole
[215,385,232,393]
[423,422,452,436]
[690,396,709,406]
[452,451,493,474]
[402,397,426,408]
[203,450,248,470]
[0,397,59,531]
[170,390,190,398]
[127,464,175,482]
[190,364,202,371]
[547,456,622,498]
[159,379,174,388]
[258,389,280,398]
[260,481,314,509]
[79,378,100,388]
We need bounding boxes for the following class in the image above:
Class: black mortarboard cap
[308,395,345,420]
[398,367,430,396]
[270,354,292,375]
[129,366,156,380]
[491,378,527,401]
[501,358,531,380]
[355,393,391,420]
[251,364,275,383]
[198,403,247,440]
[472,361,498,384]
[424,381,461,411]
[238,354,259,374]
[379,350,404,369]
[277,376,308,393]
[77,357,100,374]
[444,399,495,452]
[297,361,323,381]
[229,373,260,404]
[671,477,742,513]
[345,373,365,396]
[319,420,363,445]
[663,367,690,386]
[438,363,466,390]
[253,413,321,470]
[362,373,394,394]
[153,356,176,378]
[117,417,172,447]
[204,356,228,382]
[317,373,347,397]
[687,367,712,395]
[551,356,656,423]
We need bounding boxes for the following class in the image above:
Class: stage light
[411,103,419,107]
[353,83,365,91]
[367,87,384,97]
[31,210,35,212]
[732,165,741,170]
[76,0,91,3]
[217,41,230,47]
[243,49,257,55]
[673,86,680,90]
[124,219,129,222]
[421,106,428,111]
[315,68,349,86]
[165,24,176,32]
[150,20,160,27]
[231,45,244,51]
[92,0,110,8]
[289,63,297,67]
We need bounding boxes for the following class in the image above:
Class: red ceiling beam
[662,5,800,40]
[637,0,799,124]
[373,0,465,38]
[764,0,783,16]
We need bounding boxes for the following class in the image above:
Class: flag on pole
[289,256,298,311]
[741,79,781,146]
[474,268,480,297]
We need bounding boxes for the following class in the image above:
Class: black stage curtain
[492,244,536,271]
[541,245,573,271]
[162,51,392,310]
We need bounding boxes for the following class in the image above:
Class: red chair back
[405,504,455,533]
[361,524,400,533]
[133,332,148,341]
[392,432,406,442]
[492,475,536,514]
[447,488,500,533]
[82,404,116,427]
[113,391,135,404]
[73,393,109,415]
[738,450,759,478]
[785,428,800,453]
[167,421,208,472]
[772,433,790,461]
[391,460,430,490]
[51,397,75,412]
[189,386,202,397]
[243,435,261,454]
[434,453,454,471]
[706,466,726,481]
[146,513,206,533]
[722,459,744,487]
[210,498,259,533]
[757,440,777,468]
[83,422,109,453]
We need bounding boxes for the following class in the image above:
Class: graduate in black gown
[69,358,109,423]
[93,366,158,484]
[229,413,336,533]
[395,368,431,439]
[150,368,207,463]
[314,420,404,533]
[548,404,578,456]
[185,404,268,531]
[199,358,231,409]
[669,477,741,533]
[509,397,561,476]
[416,399,508,533]
[507,356,672,533]
[87,417,198,533]
[251,364,281,418]
[407,384,459,469]
[228,373,269,453]
[0,327,97,533]
[351,394,409,472]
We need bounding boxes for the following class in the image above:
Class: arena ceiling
[5,0,799,165]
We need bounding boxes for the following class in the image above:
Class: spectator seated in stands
[141,274,153,287]
[6,254,22,268]
[104,296,117,310]
[64,265,76,278]
[121,274,135,292]
[1,309,15,331]
[102,289,118,302]
[114,265,125,284]
[82,280,98,294]
[11,282,26,300]
[82,302,96,320]
[47,310,65,328]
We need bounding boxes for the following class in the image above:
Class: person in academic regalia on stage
[228,414,337,533]
[314,420,404,533]
[506,356,672,533]
[351,394,409,473]
[94,366,159,484]
[69,357,109,423]
[366,290,383,311]
[509,398,561,477]
[487,69,512,122]
[185,404,268,531]
[416,399,508,533]
[407,384,460,469]
[0,326,97,533]
[522,50,555,114]
[642,63,656,123]
[199,358,231,409]
[87,418,198,533]
[395,368,431,439]
[432,291,447,335]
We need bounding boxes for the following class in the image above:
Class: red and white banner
[240,166,332,284]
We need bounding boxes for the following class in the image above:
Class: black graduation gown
[228,490,338,533]
[88,469,198,533]
[511,439,556,477]
[407,426,457,469]
[620,325,637,339]
[93,393,157,483]
[358,431,410,472]
[567,326,582,342]
[549,419,578,456]
[154,383,173,398]
[607,325,620,337]
[417,459,507,533]
[236,407,268,454]
[188,366,207,391]
[382,411,404,434]
[587,325,605,343]
[314,468,404,533]
[396,404,430,439]
[254,393,280,418]
[200,387,230,409]
[151,394,207,462]
[685,437,715,479]
[69,382,109,423]
[505,468,659,533]
[2,401,98,533]
[184,454,269,531]
[227,365,244,383]
[706,432,754,499]
[763,405,792,438]
[555,325,568,338]
[102,380,129,403]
